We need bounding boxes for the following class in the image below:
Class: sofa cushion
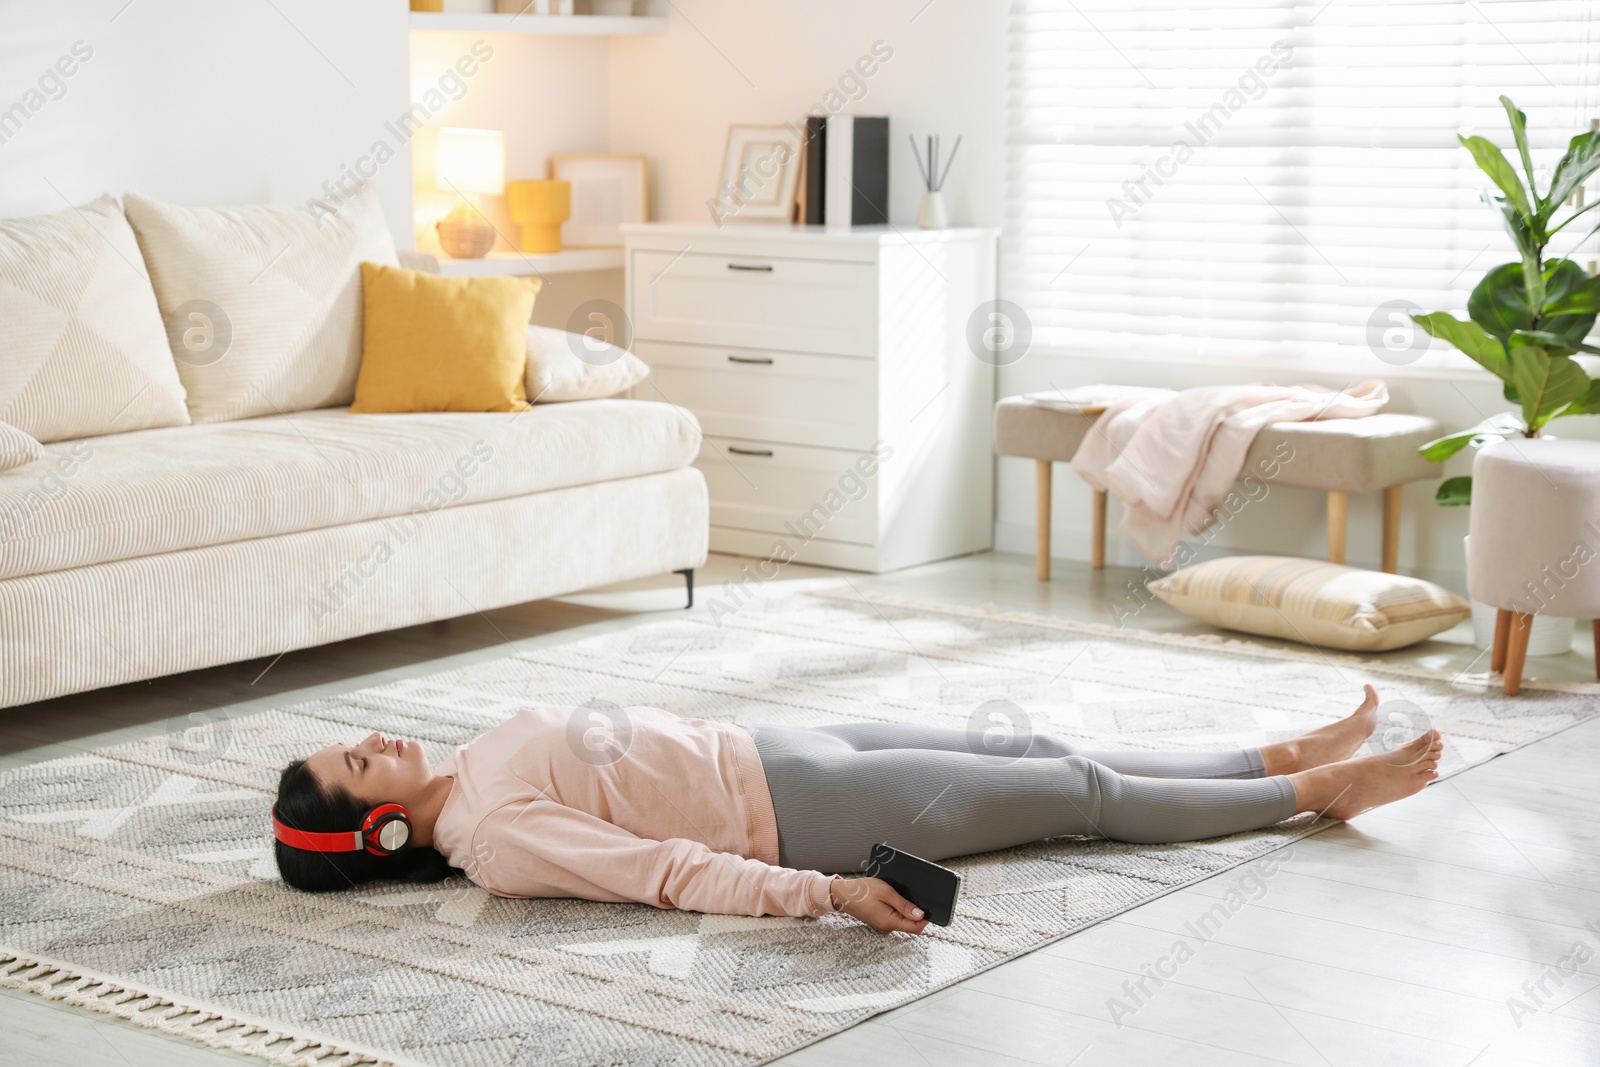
[0,400,701,582]
[527,325,651,403]
[353,264,540,413]
[0,196,191,442]
[123,184,399,424]
[0,421,43,473]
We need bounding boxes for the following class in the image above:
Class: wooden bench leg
[1092,488,1107,570]
[1504,611,1534,696]
[1327,490,1348,565]
[1491,608,1511,673]
[1035,459,1051,581]
[1381,485,1402,574]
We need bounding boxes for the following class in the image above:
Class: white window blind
[1006,0,1600,366]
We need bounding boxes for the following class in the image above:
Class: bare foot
[1260,684,1381,775]
[1287,729,1442,820]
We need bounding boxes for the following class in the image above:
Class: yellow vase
[507,179,572,254]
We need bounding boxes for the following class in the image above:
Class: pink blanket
[1065,380,1389,565]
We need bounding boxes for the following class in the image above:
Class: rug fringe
[813,588,1600,693]
[0,948,408,1067]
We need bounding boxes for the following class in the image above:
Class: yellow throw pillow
[1146,556,1471,652]
[352,263,541,413]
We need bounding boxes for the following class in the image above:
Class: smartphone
[867,843,962,927]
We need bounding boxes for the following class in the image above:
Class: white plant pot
[1464,535,1575,656]
[916,190,949,229]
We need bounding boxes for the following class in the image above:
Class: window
[1006,0,1600,367]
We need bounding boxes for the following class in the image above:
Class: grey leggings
[746,722,1299,874]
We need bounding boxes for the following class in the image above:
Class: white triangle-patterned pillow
[0,196,191,443]
[0,419,43,473]
[124,184,399,423]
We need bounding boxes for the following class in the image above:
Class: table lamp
[435,127,504,259]
[507,179,571,253]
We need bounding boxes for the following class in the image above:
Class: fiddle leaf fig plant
[1412,96,1600,503]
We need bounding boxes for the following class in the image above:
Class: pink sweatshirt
[430,707,838,918]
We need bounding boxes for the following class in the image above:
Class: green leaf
[1468,262,1533,338]
[1501,96,1538,200]
[1410,311,1510,379]
[1553,376,1600,417]
[1543,130,1600,216]
[1491,195,1541,259]
[1419,428,1486,462]
[1508,345,1591,427]
[1535,258,1596,343]
[1541,269,1600,316]
[1466,260,1596,345]
[1419,412,1524,461]
[1515,330,1600,355]
[1460,134,1535,223]
[1434,476,1473,506]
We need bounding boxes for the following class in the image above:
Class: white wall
[0,0,411,239]
[609,0,1600,591]
[607,0,1007,229]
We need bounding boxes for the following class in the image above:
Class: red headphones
[271,802,413,856]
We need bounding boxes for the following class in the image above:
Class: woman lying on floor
[271,685,1440,935]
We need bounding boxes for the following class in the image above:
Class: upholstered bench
[994,397,1443,579]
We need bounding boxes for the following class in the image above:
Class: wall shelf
[436,248,624,276]
[408,12,666,35]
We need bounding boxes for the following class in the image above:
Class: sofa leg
[1327,490,1348,565]
[674,568,694,609]
[1092,488,1107,570]
[1381,485,1402,574]
[1035,460,1052,581]
[1503,611,1533,696]
[1491,608,1511,673]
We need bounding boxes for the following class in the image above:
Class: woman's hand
[829,877,929,935]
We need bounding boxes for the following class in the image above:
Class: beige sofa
[0,198,707,710]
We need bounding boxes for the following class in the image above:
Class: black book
[801,115,826,225]
[823,115,889,227]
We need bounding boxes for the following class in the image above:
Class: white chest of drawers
[623,221,997,573]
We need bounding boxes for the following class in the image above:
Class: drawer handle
[727,446,774,457]
[727,355,774,365]
[727,263,774,272]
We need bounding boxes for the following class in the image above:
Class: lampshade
[435,128,505,196]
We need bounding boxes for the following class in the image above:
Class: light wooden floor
[4,551,1598,1067]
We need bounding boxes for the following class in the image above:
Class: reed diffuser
[910,133,960,229]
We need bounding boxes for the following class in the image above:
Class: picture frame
[548,153,648,248]
[714,124,804,223]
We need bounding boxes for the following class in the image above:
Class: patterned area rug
[3,589,1596,1067]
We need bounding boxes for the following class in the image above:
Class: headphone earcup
[360,803,413,856]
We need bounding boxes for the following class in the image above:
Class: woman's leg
[806,684,1385,781]
[807,721,1265,780]
[747,724,1298,874]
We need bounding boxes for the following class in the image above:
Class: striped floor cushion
[1147,555,1471,651]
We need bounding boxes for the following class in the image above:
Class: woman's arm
[467,800,840,919]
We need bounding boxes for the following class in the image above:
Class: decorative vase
[435,201,495,259]
[917,190,949,229]
[593,0,635,14]
[1463,535,1575,656]
[507,179,571,253]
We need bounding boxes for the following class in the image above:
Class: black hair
[273,758,454,892]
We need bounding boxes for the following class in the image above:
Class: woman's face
[304,731,433,806]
